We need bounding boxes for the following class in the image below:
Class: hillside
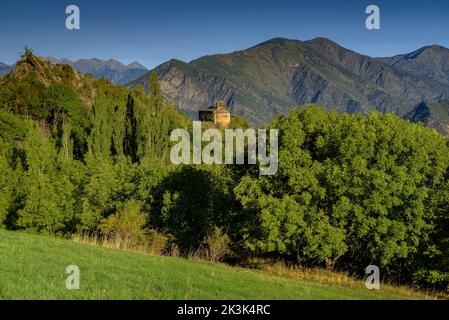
[0,230,423,300]
[129,37,449,129]
[0,50,185,161]
[405,100,449,136]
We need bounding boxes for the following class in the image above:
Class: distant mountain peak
[305,37,361,58]
[251,37,299,49]
[380,43,449,87]
[43,57,147,84]
[127,61,147,69]
[261,36,342,48]
[394,44,449,60]
[307,37,338,45]
[106,58,125,68]
[265,37,294,43]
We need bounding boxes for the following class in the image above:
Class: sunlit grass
[0,230,440,300]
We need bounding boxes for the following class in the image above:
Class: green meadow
[0,230,423,300]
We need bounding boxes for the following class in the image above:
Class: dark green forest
[1,51,449,292]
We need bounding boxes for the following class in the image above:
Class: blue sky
[0,0,448,68]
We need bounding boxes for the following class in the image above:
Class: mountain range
[45,57,148,85]
[1,57,148,85]
[128,37,449,134]
[2,38,449,134]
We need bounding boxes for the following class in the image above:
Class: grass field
[0,230,436,300]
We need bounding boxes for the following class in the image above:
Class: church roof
[199,100,230,114]
[214,100,230,113]
[215,106,230,114]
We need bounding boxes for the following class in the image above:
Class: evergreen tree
[123,94,138,162]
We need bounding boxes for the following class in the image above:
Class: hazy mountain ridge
[46,57,148,84]
[129,37,449,131]
[0,62,13,76]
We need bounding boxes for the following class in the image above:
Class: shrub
[99,201,146,246]
[203,227,231,262]
[168,243,180,257]
[412,270,449,292]
[146,228,169,255]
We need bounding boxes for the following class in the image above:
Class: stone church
[198,100,231,127]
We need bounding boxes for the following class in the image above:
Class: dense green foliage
[0,55,187,237]
[2,52,449,293]
[234,107,449,290]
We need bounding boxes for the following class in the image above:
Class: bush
[146,229,169,255]
[203,227,231,262]
[99,201,146,246]
[412,270,449,292]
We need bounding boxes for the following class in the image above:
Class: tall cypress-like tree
[148,72,169,159]
[123,94,138,163]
